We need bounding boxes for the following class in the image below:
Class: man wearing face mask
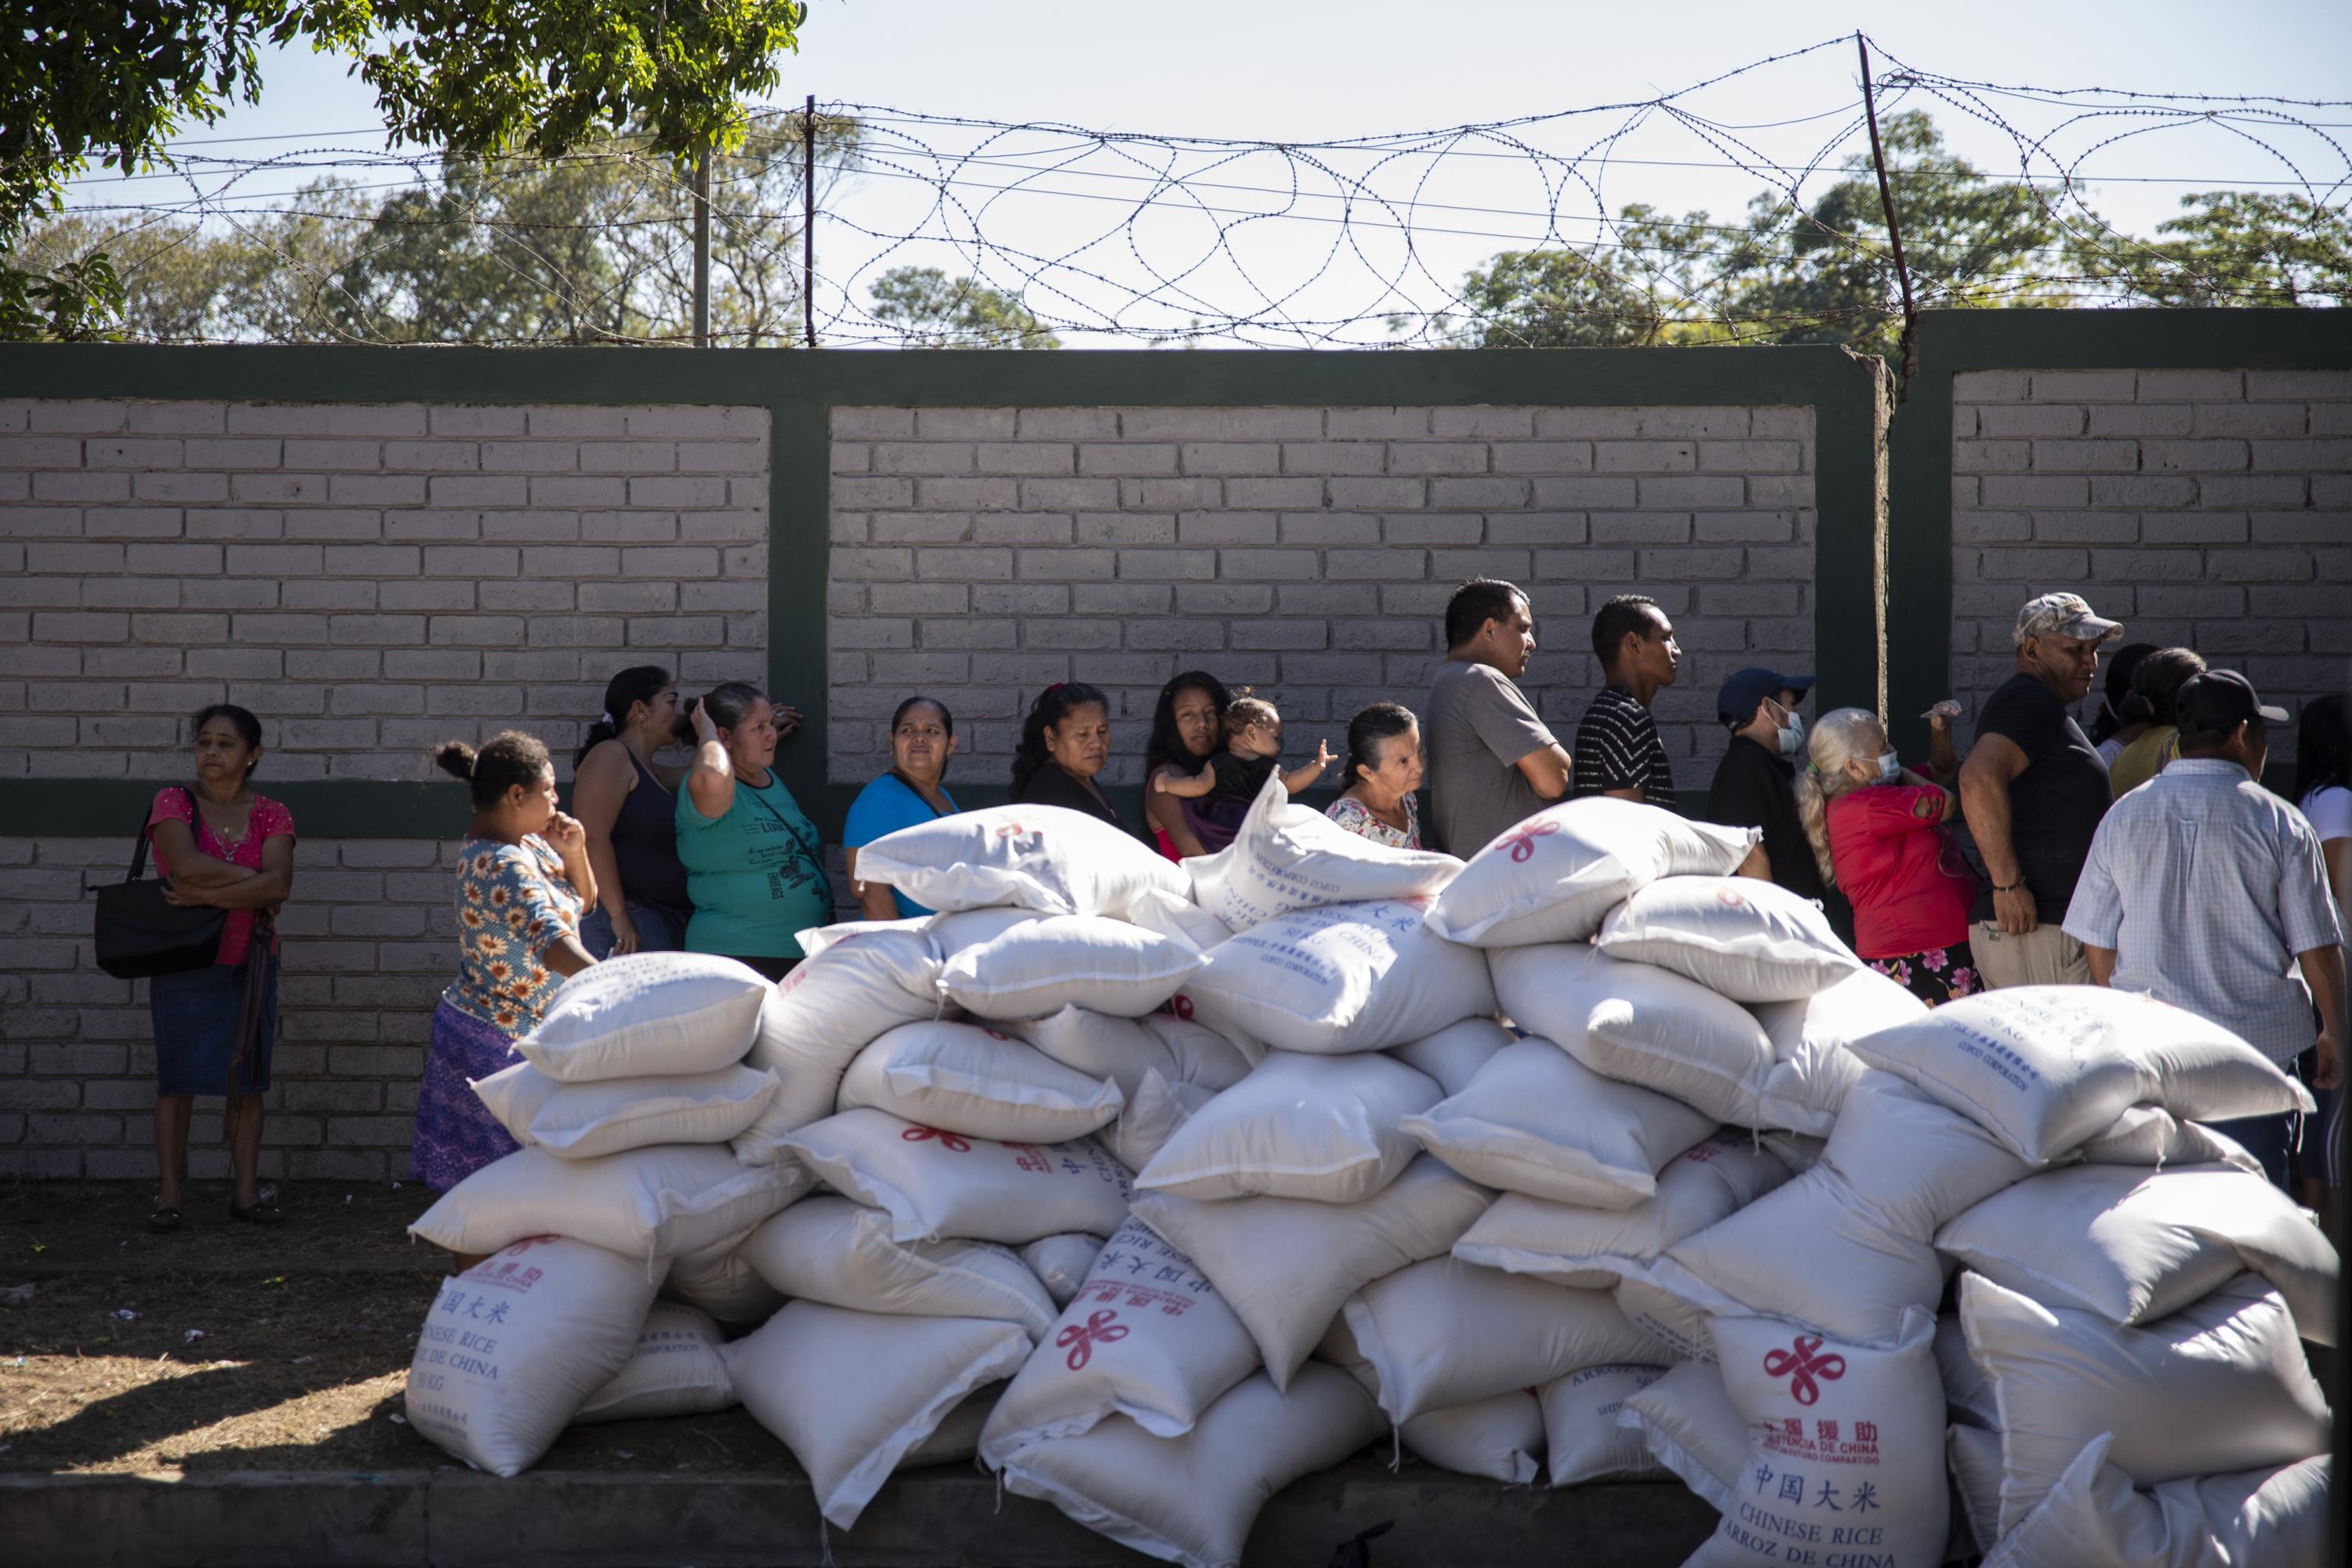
[2063,672,2344,1190]
[1708,667,1854,945]
[1958,592,2123,989]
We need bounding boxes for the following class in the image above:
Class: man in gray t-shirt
[1424,579,1574,856]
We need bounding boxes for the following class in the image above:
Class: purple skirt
[412,999,524,1192]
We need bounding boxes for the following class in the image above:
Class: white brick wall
[0,401,771,780]
[1950,371,2352,757]
[827,405,1820,787]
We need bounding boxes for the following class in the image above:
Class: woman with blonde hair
[1796,705,1980,1006]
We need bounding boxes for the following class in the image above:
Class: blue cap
[1717,667,1816,724]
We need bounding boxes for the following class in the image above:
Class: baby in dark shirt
[1153,693,1333,808]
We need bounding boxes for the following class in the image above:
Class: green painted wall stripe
[7,339,1885,837]
[1881,308,2352,759]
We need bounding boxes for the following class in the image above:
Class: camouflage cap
[2013,591,2123,648]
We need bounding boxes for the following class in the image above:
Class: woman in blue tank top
[572,666,695,957]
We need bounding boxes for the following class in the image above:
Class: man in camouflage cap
[1957,592,2126,989]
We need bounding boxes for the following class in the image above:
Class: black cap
[2176,670,2288,737]
[1716,667,1815,724]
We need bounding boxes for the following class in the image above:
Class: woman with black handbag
[141,705,296,1232]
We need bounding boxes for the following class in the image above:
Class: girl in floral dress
[412,731,598,1190]
[1795,706,1981,1007]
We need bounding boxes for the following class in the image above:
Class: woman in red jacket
[1795,705,1980,1006]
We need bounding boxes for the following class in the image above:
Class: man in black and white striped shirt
[1572,593,1681,810]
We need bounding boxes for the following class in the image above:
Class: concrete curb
[4,1457,1719,1566]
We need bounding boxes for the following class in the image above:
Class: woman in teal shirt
[679,682,831,980]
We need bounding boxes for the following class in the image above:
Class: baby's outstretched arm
[1279,739,1334,795]
[1153,760,1218,798]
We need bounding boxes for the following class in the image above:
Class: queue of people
[129,580,2347,1220]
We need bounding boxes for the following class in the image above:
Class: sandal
[147,1206,182,1233]
[228,1199,283,1225]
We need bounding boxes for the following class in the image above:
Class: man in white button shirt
[2063,670,2345,1189]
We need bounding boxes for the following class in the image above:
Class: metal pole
[1857,34,1918,387]
[803,94,818,350]
[691,148,712,348]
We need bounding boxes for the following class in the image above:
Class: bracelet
[1991,880,2023,894]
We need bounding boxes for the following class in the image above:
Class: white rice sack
[738,1195,1062,1340]
[898,1385,1003,1472]
[1489,942,1776,1126]
[1424,797,1759,948]
[1102,1070,1217,1175]
[1453,1130,1792,1289]
[732,924,944,1164]
[1185,771,1462,931]
[1646,1073,2035,1348]
[661,1222,785,1325]
[996,1364,1383,1568]
[979,1217,1261,1462]
[1131,1154,1494,1390]
[405,1236,661,1477]
[1399,1039,1717,1208]
[1134,1051,1440,1204]
[1982,1431,2330,1568]
[1541,1363,1670,1486]
[1936,1161,2338,1342]
[1686,1308,1946,1568]
[1009,1005,1251,1102]
[1749,964,1926,1135]
[1341,1257,1668,1425]
[513,952,770,1083]
[1400,1390,1547,1484]
[1385,1017,1512,1097]
[1935,1314,1997,1428]
[724,1301,1031,1530]
[1022,1233,1105,1308]
[408,1145,809,1269]
[1123,884,1238,955]
[1174,897,1495,1055]
[936,912,1203,1021]
[837,1020,1124,1144]
[1616,1356,1746,1510]
[779,1109,1132,1245]
[471,1061,779,1160]
[1613,1276,1721,1364]
[1849,985,2315,1165]
[2074,1103,2264,1174]
[1947,1425,2003,1556]
[1596,876,1863,1003]
[852,802,1189,919]
[1958,1270,2332,1536]
[574,1301,735,1424]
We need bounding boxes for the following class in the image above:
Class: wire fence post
[803,94,818,350]
[1857,32,1918,388]
[691,148,712,348]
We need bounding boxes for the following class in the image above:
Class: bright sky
[59,1,2352,345]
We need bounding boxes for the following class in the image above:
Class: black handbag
[93,788,227,979]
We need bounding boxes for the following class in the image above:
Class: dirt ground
[0,1180,791,1476]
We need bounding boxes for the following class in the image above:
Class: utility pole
[691,148,712,348]
[803,94,818,350]
[1857,33,1918,387]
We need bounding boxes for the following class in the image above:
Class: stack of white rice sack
[393,777,2336,1568]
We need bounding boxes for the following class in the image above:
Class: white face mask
[1777,710,1807,757]
[1876,750,1900,785]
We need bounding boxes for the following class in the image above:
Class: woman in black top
[1011,682,1142,839]
[572,666,694,957]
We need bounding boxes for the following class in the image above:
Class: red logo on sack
[1055,1309,1129,1370]
[900,1126,972,1152]
[1497,821,1559,862]
[1715,887,1749,910]
[1762,1335,1846,1406]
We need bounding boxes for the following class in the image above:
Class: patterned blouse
[1325,792,1422,851]
[444,836,583,1036]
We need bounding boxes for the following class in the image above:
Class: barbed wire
[11,31,2347,351]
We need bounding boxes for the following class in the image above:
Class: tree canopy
[0,0,809,336]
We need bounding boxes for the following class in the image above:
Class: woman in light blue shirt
[846,695,960,920]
